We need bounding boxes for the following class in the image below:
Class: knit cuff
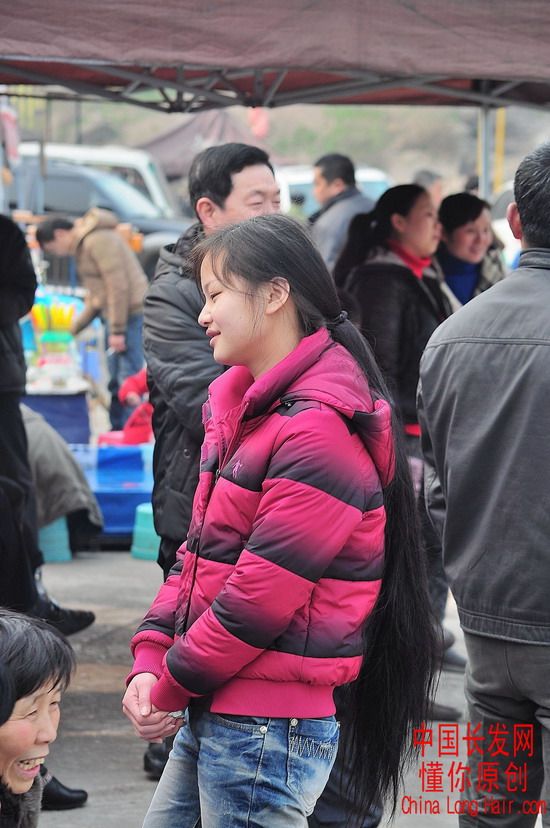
[126,640,167,686]
[150,670,192,713]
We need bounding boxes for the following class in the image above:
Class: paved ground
[37,550,541,828]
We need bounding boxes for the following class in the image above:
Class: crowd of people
[2,136,549,827]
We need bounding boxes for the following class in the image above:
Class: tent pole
[478,105,493,199]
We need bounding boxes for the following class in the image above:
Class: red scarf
[387,240,429,437]
[387,240,431,280]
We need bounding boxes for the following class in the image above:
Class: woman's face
[199,255,269,376]
[198,253,298,379]
[392,192,441,259]
[0,682,61,795]
[444,208,493,264]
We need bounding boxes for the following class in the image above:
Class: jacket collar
[310,186,362,223]
[518,247,550,269]
[208,328,334,421]
[73,207,118,249]
[207,327,395,487]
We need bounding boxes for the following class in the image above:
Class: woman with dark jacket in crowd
[335,184,451,432]
[435,191,507,305]
[334,186,463,720]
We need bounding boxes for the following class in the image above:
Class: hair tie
[328,310,348,327]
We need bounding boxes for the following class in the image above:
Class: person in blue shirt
[436,192,507,305]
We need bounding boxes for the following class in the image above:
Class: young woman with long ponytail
[123,213,437,827]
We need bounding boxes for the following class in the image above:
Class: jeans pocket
[286,717,340,815]
[210,713,270,733]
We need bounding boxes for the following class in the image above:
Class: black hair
[438,192,490,234]
[35,217,74,247]
[0,610,75,701]
[314,153,356,187]
[188,143,273,217]
[192,214,437,818]
[333,184,426,288]
[514,141,550,248]
[0,661,15,726]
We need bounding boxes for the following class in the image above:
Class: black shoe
[40,767,88,810]
[30,597,95,636]
[440,646,467,673]
[427,700,463,722]
[143,738,172,780]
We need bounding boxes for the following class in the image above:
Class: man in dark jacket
[144,143,280,579]
[418,142,550,824]
[141,143,280,779]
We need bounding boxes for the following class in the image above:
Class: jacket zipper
[215,400,250,480]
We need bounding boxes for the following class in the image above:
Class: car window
[360,179,389,202]
[44,175,95,214]
[94,174,161,219]
[288,182,317,219]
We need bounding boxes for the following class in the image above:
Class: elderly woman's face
[0,682,61,794]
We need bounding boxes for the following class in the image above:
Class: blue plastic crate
[69,444,154,536]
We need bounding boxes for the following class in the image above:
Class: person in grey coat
[418,141,550,825]
[310,153,374,272]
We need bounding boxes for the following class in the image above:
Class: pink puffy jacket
[130,327,394,717]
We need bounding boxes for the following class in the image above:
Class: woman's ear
[265,277,291,316]
[390,212,406,236]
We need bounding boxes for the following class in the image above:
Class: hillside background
[14,93,550,196]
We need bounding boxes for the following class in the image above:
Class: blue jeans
[142,708,339,828]
[104,313,144,429]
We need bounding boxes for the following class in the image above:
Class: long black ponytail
[193,214,437,818]
[333,184,427,289]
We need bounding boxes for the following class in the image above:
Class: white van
[18,142,179,219]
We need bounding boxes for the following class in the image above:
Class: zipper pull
[214,468,220,483]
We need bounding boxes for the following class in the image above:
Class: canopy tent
[140,110,267,180]
[3,1,550,114]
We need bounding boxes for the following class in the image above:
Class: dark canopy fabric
[140,111,265,179]
[2,1,550,112]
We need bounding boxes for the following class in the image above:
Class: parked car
[276,164,392,219]
[8,159,187,278]
[18,142,180,220]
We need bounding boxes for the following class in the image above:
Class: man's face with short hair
[313,166,345,207]
[41,228,74,257]
[208,164,280,231]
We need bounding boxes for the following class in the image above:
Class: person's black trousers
[460,632,550,827]
[0,393,42,608]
